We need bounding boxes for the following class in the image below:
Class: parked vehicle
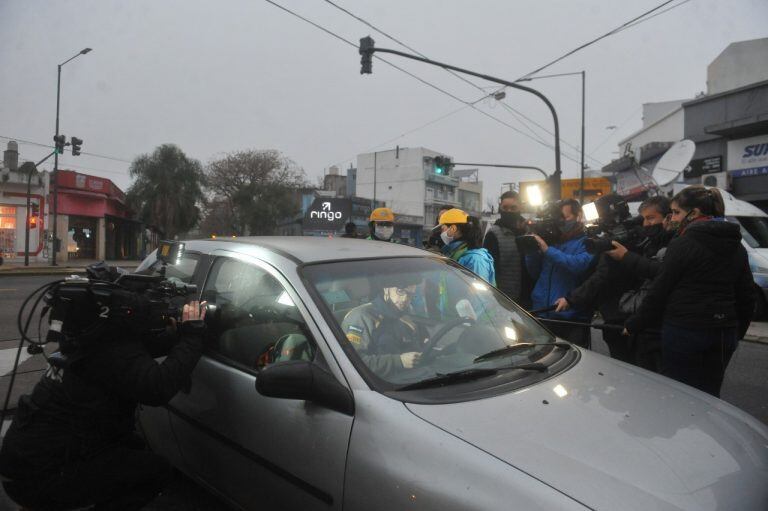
[136,237,768,511]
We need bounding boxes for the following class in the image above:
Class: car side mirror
[256,361,354,416]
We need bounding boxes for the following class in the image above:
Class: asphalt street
[0,274,767,509]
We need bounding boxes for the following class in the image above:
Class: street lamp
[52,47,92,266]
[516,71,586,203]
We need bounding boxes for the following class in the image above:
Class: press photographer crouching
[525,198,594,347]
[0,243,206,511]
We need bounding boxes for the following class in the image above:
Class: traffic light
[29,216,37,228]
[433,156,453,175]
[31,202,39,217]
[53,134,66,154]
[359,36,374,74]
[71,137,83,156]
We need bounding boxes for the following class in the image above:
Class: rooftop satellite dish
[652,139,696,186]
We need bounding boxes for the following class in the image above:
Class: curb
[742,335,768,345]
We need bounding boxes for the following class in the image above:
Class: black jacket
[566,254,633,323]
[625,220,755,337]
[0,324,203,480]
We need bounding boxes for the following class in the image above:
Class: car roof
[181,236,428,264]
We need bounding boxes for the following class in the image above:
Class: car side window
[203,257,315,371]
[135,250,200,284]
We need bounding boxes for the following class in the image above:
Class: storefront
[52,170,139,262]
[0,175,47,264]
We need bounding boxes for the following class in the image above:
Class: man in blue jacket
[526,199,594,347]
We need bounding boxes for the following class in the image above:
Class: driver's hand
[554,297,569,312]
[182,300,207,323]
[400,352,422,369]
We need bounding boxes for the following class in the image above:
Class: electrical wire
[319,0,694,170]
[322,0,606,169]
[264,0,586,170]
[0,135,133,164]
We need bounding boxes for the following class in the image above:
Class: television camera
[516,201,564,253]
[35,241,196,359]
[582,194,644,254]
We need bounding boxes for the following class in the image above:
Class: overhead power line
[321,0,600,167]
[0,135,133,164]
[321,0,694,170]
[265,0,587,169]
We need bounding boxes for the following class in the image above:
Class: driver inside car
[341,274,428,378]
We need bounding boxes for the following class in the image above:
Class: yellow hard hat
[439,208,469,225]
[370,207,395,222]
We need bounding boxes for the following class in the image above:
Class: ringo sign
[303,198,352,232]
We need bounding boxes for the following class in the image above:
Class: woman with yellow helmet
[438,208,496,285]
[367,207,397,242]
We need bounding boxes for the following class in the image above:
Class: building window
[0,206,17,256]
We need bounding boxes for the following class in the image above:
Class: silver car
[137,237,768,510]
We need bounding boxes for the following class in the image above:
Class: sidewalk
[744,321,768,345]
[0,259,140,277]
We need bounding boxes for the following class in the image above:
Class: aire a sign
[303,198,352,231]
[729,134,768,178]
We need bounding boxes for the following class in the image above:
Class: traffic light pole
[52,63,61,266]
[452,162,548,180]
[359,38,562,200]
[23,151,56,266]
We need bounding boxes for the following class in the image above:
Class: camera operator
[556,197,672,365]
[527,198,594,347]
[0,300,207,510]
[604,196,674,371]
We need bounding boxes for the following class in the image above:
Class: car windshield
[303,257,559,389]
[735,216,768,249]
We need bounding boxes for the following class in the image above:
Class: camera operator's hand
[606,241,628,261]
[554,297,570,312]
[532,234,548,253]
[182,300,207,323]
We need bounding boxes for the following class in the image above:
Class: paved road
[1,275,767,509]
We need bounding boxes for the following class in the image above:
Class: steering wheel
[420,317,475,363]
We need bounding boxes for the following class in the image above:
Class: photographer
[605,196,674,371]
[527,198,594,347]
[0,300,207,510]
[556,197,672,365]
[624,186,754,396]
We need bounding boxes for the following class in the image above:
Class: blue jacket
[526,235,594,320]
[442,241,496,285]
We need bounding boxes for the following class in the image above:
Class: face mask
[440,231,454,245]
[560,219,579,233]
[642,223,664,238]
[375,225,394,240]
[499,211,523,229]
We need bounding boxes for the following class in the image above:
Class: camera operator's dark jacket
[566,254,635,324]
[625,220,755,338]
[0,324,203,481]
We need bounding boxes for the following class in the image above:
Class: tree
[203,150,307,236]
[126,144,205,239]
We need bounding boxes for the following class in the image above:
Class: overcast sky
[1,0,766,207]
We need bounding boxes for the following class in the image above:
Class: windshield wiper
[473,341,572,364]
[397,368,498,391]
[396,362,548,391]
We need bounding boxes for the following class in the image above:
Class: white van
[632,187,768,317]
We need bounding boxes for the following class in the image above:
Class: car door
[166,252,354,511]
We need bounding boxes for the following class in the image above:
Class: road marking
[0,347,33,376]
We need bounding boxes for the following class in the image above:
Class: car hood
[405,350,768,511]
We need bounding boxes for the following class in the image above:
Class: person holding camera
[483,190,531,307]
[624,186,754,396]
[527,198,594,347]
[0,300,207,510]
[555,196,673,365]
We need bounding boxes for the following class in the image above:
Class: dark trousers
[3,446,172,511]
[603,328,634,364]
[661,323,737,397]
[547,323,591,349]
